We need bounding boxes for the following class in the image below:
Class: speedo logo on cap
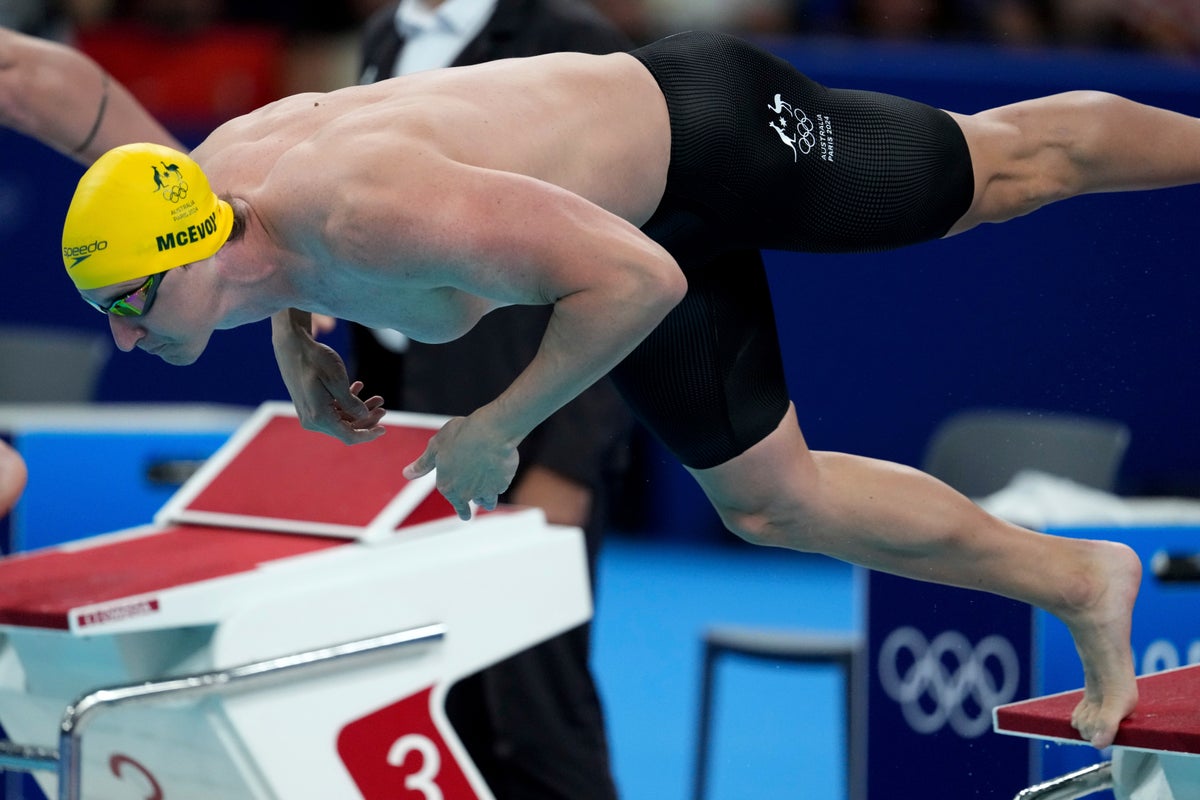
[63,240,108,267]
[155,211,219,253]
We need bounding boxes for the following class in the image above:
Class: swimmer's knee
[693,406,827,550]
[712,493,825,552]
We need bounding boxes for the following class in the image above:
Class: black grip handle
[1151,550,1200,584]
[144,459,206,487]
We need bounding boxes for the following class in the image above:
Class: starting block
[994,663,1200,799]
[0,402,592,800]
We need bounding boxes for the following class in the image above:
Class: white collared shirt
[369,0,497,353]
[394,0,498,75]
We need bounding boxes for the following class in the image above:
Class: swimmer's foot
[1056,540,1142,749]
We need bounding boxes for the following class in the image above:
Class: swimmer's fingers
[403,417,517,520]
[322,381,386,444]
[304,401,386,445]
[278,332,385,444]
[403,440,476,515]
[331,381,385,423]
[346,382,384,412]
[310,313,338,336]
[333,415,387,444]
[403,443,435,481]
[338,388,386,428]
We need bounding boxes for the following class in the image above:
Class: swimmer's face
[80,260,219,365]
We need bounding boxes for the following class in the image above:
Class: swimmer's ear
[212,198,271,284]
[223,194,247,243]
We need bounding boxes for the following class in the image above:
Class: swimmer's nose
[108,315,145,352]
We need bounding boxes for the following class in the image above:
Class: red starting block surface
[0,525,345,630]
[994,663,1200,755]
[0,403,458,631]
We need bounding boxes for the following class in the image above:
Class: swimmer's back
[194,51,671,226]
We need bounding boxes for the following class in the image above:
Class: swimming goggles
[82,271,166,317]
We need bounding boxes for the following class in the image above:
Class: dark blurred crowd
[591,0,1200,56]
[1,0,1196,127]
[7,0,1200,54]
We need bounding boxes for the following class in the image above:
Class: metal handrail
[0,742,57,773]
[1013,761,1114,800]
[0,622,447,800]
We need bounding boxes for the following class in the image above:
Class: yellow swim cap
[62,143,233,290]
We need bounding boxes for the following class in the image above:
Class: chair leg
[692,641,719,800]
[692,629,864,800]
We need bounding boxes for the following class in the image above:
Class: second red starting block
[994,663,1200,799]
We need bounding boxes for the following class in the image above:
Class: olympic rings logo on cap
[153,161,189,204]
[877,626,1020,738]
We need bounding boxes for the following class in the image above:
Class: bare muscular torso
[191,52,672,342]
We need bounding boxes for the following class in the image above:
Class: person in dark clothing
[347,3,638,797]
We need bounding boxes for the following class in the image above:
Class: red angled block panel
[185,417,438,526]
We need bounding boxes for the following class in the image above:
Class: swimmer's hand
[403,415,519,520]
[271,308,386,444]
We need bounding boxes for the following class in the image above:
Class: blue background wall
[3,37,1199,535]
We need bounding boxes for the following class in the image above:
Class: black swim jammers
[609,32,975,470]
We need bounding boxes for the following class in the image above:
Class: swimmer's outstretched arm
[0,27,178,163]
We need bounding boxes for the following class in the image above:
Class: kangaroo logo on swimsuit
[767,94,834,163]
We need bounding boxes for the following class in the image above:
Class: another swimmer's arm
[0,27,178,164]
[271,308,387,442]
[0,439,27,519]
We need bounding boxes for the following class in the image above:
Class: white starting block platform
[994,663,1200,800]
[0,402,591,800]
